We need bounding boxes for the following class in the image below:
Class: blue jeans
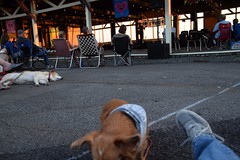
[34,49,49,66]
[193,135,240,160]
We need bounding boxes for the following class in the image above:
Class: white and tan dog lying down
[0,70,63,87]
[70,99,149,160]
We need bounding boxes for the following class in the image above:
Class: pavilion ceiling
[0,0,239,27]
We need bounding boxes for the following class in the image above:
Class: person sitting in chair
[112,25,133,64]
[1,33,21,63]
[59,30,80,67]
[16,29,54,69]
[81,26,105,66]
[212,15,231,40]
[112,25,133,45]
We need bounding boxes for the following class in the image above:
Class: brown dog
[70,99,149,160]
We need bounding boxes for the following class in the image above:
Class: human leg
[42,54,50,66]
[0,57,23,73]
[193,135,239,160]
[35,51,54,69]
[176,109,239,160]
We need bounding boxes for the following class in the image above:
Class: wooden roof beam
[14,0,37,21]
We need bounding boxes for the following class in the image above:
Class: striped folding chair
[77,34,100,68]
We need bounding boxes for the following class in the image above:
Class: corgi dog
[0,70,62,87]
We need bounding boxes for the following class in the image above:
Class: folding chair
[53,38,77,69]
[187,30,202,52]
[179,31,188,48]
[17,40,31,67]
[112,36,132,66]
[11,50,23,64]
[77,34,100,68]
[218,23,231,49]
[18,40,44,69]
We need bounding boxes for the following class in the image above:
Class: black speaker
[147,43,170,59]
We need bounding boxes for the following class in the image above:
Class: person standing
[137,22,145,45]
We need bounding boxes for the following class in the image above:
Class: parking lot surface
[1,56,240,160]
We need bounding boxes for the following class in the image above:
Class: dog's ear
[114,134,140,150]
[70,131,98,149]
[100,99,128,123]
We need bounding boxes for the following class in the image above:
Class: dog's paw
[35,84,40,87]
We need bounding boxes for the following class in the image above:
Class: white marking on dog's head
[98,147,104,157]
[49,71,63,81]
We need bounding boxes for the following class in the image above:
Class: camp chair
[18,40,44,69]
[112,36,132,66]
[52,38,77,69]
[179,31,189,48]
[218,23,231,49]
[77,34,100,68]
[187,30,202,52]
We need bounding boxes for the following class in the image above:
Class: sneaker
[46,65,54,69]
[175,109,224,146]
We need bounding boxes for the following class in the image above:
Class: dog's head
[49,71,63,81]
[71,131,141,160]
[70,99,148,160]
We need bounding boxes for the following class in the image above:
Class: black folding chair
[187,30,202,52]
[18,41,45,69]
[112,36,132,66]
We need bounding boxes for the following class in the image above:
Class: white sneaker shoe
[175,109,224,146]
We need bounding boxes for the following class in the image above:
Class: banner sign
[5,19,16,35]
[113,0,129,18]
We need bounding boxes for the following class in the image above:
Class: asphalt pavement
[0,55,240,160]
